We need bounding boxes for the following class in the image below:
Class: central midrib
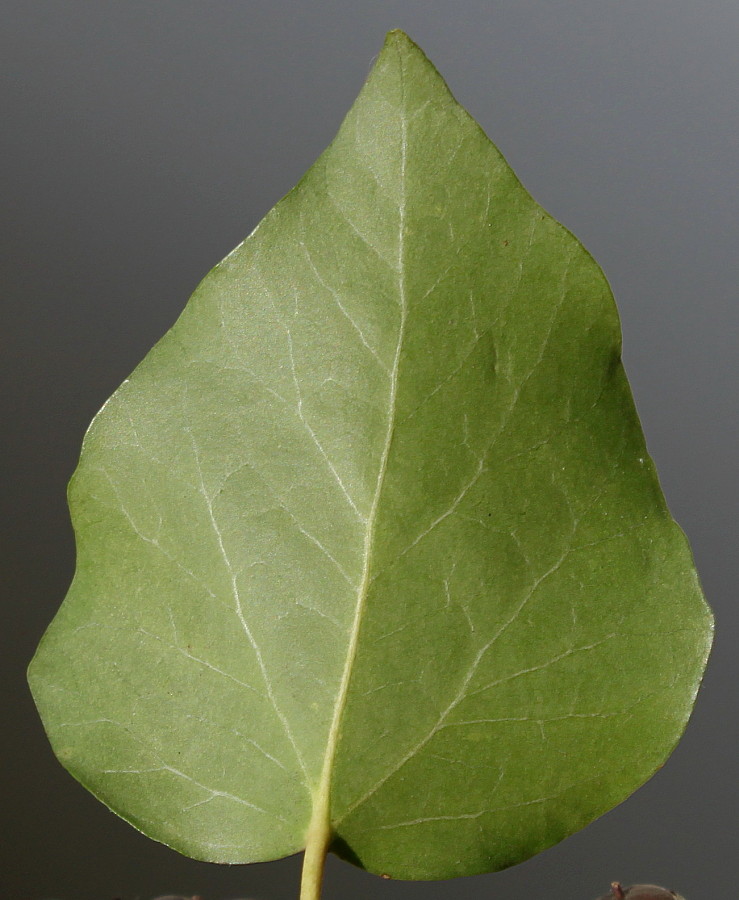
[299,58,409,896]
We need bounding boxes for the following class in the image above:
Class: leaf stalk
[299,788,331,900]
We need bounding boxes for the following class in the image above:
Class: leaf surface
[29,31,712,880]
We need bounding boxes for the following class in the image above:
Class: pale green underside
[29,31,712,880]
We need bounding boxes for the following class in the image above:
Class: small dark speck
[503,240,509,246]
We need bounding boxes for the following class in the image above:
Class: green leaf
[29,29,712,888]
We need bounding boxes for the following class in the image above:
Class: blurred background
[2,2,737,899]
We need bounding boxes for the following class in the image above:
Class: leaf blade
[29,29,712,878]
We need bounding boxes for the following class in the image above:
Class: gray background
[2,2,736,899]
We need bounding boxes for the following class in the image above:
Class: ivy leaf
[29,30,712,886]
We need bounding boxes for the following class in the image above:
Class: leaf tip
[372,29,449,106]
[384,28,413,44]
[381,28,425,60]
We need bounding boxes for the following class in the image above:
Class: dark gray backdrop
[3,2,736,899]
